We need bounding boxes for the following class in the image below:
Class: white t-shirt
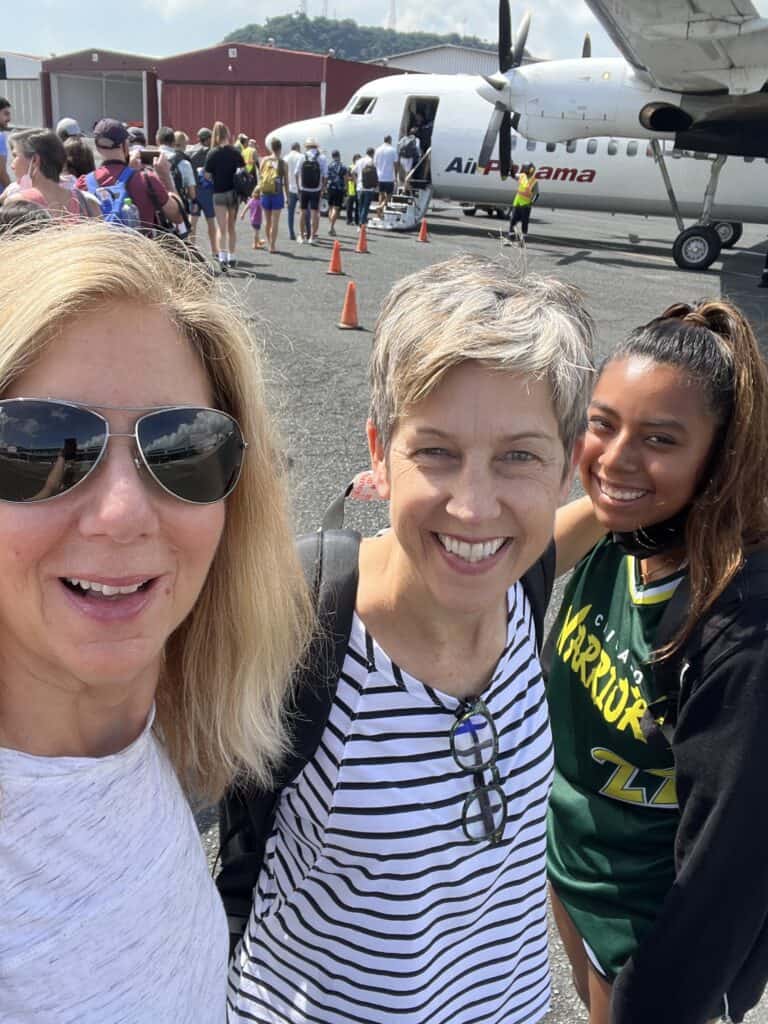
[284,149,302,194]
[228,582,553,1024]
[374,142,398,183]
[0,707,228,1023]
[295,149,328,192]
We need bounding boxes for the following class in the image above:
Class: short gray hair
[369,254,595,457]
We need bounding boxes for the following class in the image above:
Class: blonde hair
[0,222,313,801]
[173,130,189,149]
[369,254,595,458]
[212,121,230,149]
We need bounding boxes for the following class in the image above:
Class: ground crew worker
[507,162,538,246]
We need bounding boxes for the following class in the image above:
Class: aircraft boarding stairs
[368,184,433,232]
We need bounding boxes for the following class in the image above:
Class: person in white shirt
[374,134,399,212]
[295,136,328,244]
[156,124,196,213]
[356,146,378,226]
[284,141,303,241]
[0,223,312,1024]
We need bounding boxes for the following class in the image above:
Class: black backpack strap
[215,489,360,956]
[520,540,556,654]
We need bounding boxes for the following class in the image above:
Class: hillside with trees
[224,14,495,61]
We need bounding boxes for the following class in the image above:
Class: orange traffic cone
[355,224,369,254]
[417,217,430,243]
[337,281,361,330]
[326,239,344,275]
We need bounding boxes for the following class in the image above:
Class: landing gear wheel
[672,225,722,271]
[714,221,743,248]
[462,206,477,217]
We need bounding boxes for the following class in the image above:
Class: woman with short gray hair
[228,254,595,1024]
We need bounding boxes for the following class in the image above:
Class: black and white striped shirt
[228,582,553,1024]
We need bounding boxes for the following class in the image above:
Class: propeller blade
[478,104,506,168]
[499,0,512,72]
[582,32,592,59]
[499,111,512,178]
[482,71,510,92]
[511,10,531,68]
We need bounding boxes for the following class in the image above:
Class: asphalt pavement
[198,201,768,1023]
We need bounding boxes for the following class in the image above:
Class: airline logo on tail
[445,157,597,183]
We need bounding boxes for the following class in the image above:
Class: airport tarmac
[200,202,768,1023]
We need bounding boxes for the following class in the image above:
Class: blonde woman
[0,222,312,1023]
[204,120,245,270]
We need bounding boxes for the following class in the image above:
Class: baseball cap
[127,126,147,146]
[198,126,212,140]
[305,137,318,148]
[56,117,82,138]
[93,118,129,148]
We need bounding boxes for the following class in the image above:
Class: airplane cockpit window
[350,96,375,115]
[566,140,577,153]
[587,139,598,155]
[607,140,618,155]
[526,140,537,151]
[546,142,557,152]
[627,141,638,157]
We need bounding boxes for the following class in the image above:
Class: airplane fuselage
[271,73,768,226]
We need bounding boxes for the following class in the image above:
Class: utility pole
[386,0,397,31]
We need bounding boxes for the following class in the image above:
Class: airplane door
[400,97,439,182]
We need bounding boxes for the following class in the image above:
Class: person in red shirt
[76,119,181,234]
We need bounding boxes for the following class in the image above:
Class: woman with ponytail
[549,300,768,1024]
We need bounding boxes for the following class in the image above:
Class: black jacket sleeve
[611,601,768,1024]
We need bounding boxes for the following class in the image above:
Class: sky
[8,0,620,61]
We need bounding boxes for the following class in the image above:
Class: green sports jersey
[546,536,685,978]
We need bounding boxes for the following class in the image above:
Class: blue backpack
[86,167,138,228]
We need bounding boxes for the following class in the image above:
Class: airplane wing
[585,0,768,93]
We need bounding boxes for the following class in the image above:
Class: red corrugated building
[41,44,399,143]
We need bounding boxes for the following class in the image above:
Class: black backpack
[169,152,192,211]
[361,161,378,191]
[300,153,322,190]
[233,166,256,201]
[216,484,556,954]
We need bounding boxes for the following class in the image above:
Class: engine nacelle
[639,102,694,133]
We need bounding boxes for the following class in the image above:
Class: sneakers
[308,236,315,245]
[298,237,305,245]
[329,226,337,237]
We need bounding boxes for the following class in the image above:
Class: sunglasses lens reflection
[0,401,106,502]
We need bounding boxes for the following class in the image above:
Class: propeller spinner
[478,1,531,177]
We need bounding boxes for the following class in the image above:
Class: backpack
[233,166,256,201]
[85,166,136,227]
[259,159,280,195]
[144,170,191,242]
[169,152,192,211]
[300,152,322,190]
[398,135,419,160]
[361,160,378,191]
[216,483,556,953]
[327,160,346,192]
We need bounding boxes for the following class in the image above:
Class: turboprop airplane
[270,71,768,270]
[475,0,768,269]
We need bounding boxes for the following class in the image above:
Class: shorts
[300,190,320,211]
[214,190,238,209]
[327,188,345,209]
[260,192,284,211]
[191,187,215,219]
[379,181,395,196]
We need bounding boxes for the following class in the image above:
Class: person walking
[357,147,378,227]
[507,162,539,246]
[157,125,195,221]
[284,142,302,242]
[258,137,288,254]
[296,137,327,244]
[346,153,360,225]
[325,149,347,237]
[240,184,264,249]
[187,127,216,255]
[204,121,244,271]
[374,134,398,213]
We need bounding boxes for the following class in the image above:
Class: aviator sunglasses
[0,398,247,505]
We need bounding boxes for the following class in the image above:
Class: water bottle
[95,187,113,220]
[121,199,140,231]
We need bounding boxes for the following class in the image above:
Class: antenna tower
[386,0,397,31]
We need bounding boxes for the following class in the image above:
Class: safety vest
[515,172,536,206]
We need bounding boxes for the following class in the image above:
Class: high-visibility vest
[515,172,536,205]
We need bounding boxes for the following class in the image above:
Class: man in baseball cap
[55,117,82,142]
[93,118,129,150]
